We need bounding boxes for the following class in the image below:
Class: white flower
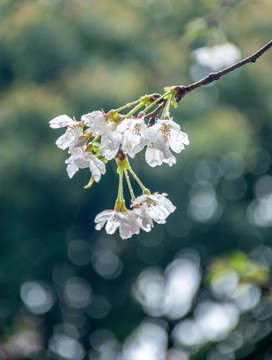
[132,193,176,224]
[94,210,142,239]
[99,130,122,160]
[49,114,75,129]
[145,119,189,167]
[81,111,108,136]
[133,207,154,232]
[50,115,87,151]
[117,118,149,158]
[65,151,106,181]
[99,117,149,160]
[56,125,85,151]
[81,111,122,160]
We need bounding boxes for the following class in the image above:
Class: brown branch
[144,99,167,120]
[174,40,272,102]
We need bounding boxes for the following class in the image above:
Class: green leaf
[171,95,178,108]
[84,176,95,189]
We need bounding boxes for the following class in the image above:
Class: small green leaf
[171,95,178,108]
[84,176,95,189]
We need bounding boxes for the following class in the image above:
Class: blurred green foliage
[0,0,272,359]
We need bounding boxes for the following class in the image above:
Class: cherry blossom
[117,117,149,158]
[81,111,123,160]
[98,130,122,160]
[94,210,141,239]
[133,207,154,232]
[81,111,109,136]
[132,193,176,224]
[145,119,189,167]
[50,115,87,151]
[66,150,106,181]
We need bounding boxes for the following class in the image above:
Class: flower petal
[82,111,107,135]
[56,131,74,150]
[94,210,114,231]
[49,115,75,129]
[169,129,189,153]
[105,215,120,235]
[145,146,164,167]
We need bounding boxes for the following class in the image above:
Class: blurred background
[1,0,272,359]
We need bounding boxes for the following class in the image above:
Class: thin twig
[144,99,167,120]
[174,40,272,102]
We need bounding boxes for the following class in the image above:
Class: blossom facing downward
[94,193,176,239]
[94,210,142,239]
[132,193,176,224]
[117,117,149,158]
[66,150,106,181]
[50,113,106,182]
[99,130,122,160]
[145,120,189,167]
[50,115,86,151]
[81,111,122,160]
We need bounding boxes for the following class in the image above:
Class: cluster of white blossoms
[50,89,189,239]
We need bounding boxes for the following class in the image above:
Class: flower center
[132,123,141,136]
[146,198,157,208]
[160,124,171,138]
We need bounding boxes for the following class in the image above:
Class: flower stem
[126,160,150,194]
[160,94,172,119]
[125,102,144,119]
[115,168,124,211]
[113,99,141,113]
[90,135,100,144]
[124,169,135,201]
[143,90,172,115]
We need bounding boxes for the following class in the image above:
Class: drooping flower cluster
[50,88,189,239]
[94,193,176,239]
